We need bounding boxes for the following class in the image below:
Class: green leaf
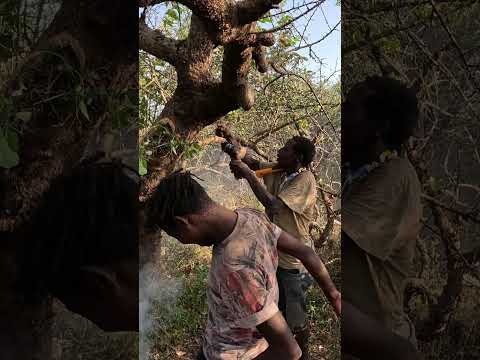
[279,15,293,26]
[259,17,273,24]
[0,134,19,169]
[79,100,90,120]
[166,8,179,21]
[139,157,148,176]
[164,17,174,28]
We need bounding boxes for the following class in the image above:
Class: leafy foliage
[140,2,341,359]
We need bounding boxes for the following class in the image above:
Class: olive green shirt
[342,157,422,344]
[261,163,317,270]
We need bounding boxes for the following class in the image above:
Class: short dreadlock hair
[291,136,316,167]
[361,76,418,151]
[22,157,139,302]
[146,171,213,230]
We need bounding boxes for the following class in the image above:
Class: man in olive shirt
[341,76,422,357]
[219,126,318,360]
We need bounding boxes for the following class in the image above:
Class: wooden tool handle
[254,167,283,178]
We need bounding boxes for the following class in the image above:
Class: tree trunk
[0,1,137,358]
[138,0,282,267]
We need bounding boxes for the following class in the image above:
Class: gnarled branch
[235,0,283,25]
[139,20,183,66]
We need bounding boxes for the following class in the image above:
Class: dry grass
[51,299,138,360]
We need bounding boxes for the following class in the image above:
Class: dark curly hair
[291,136,316,167]
[146,171,212,230]
[362,76,419,151]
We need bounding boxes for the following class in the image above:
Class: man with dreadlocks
[146,171,341,360]
[20,154,139,332]
[341,76,423,358]
[216,126,319,359]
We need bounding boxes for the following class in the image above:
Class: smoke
[139,262,183,360]
[186,147,259,210]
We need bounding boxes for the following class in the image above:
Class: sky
[291,0,341,78]
[143,0,341,80]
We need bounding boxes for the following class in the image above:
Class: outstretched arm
[254,311,302,360]
[241,148,262,170]
[276,230,341,315]
[342,300,423,360]
[230,160,284,217]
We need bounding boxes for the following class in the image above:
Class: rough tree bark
[138,0,284,266]
[138,0,281,195]
[0,1,137,358]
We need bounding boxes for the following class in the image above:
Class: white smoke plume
[139,262,183,360]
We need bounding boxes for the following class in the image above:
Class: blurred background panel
[1,0,138,359]
[342,1,480,358]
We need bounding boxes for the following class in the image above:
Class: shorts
[276,267,314,332]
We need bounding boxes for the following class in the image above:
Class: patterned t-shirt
[203,208,283,360]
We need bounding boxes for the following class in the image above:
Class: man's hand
[223,142,247,160]
[230,160,253,179]
[215,124,233,139]
[216,124,263,170]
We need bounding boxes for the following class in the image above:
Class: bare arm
[276,230,341,315]
[242,148,262,170]
[342,300,423,360]
[241,164,283,216]
[228,160,283,216]
[254,311,302,360]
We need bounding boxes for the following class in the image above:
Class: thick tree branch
[140,0,226,27]
[221,31,275,110]
[176,15,216,86]
[222,42,255,110]
[235,0,283,25]
[139,20,182,66]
